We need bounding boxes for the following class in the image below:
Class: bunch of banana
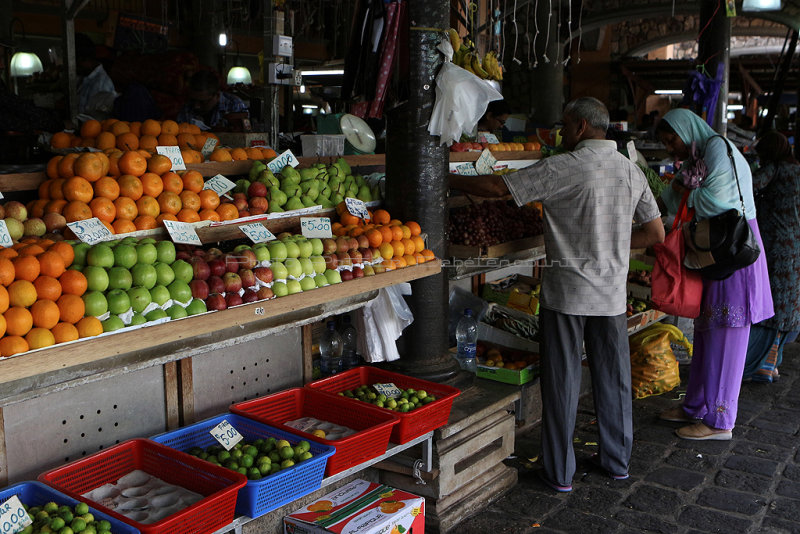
[448,28,462,53]
[446,29,503,81]
[482,51,503,81]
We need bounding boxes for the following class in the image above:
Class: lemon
[75,502,89,516]
[71,517,87,532]
[311,429,326,438]
[275,439,291,450]
[44,502,60,514]
[279,446,295,460]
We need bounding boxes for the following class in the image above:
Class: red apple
[322,238,337,255]
[190,257,211,280]
[341,269,354,281]
[247,182,268,198]
[253,266,273,284]
[223,271,243,293]
[256,287,275,300]
[206,293,227,310]
[336,251,352,267]
[175,251,192,261]
[348,237,359,251]
[360,247,373,263]
[348,249,363,264]
[356,235,369,249]
[224,253,242,273]
[352,266,364,278]
[325,254,338,270]
[225,292,244,307]
[242,288,259,303]
[238,210,251,218]
[335,237,350,253]
[193,248,205,256]
[239,249,258,270]
[205,247,224,261]
[190,279,210,300]
[233,197,249,212]
[239,268,256,289]
[208,275,225,294]
[208,258,227,277]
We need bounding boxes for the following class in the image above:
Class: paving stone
[714,469,773,493]
[758,516,800,534]
[696,487,767,515]
[749,417,798,434]
[767,497,800,523]
[567,485,624,513]
[733,440,794,462]
[542,508,619,534]
[633,424,680,444]
[665,449,720,472]
[724,454,780,477]
[743,428,798,449]
[678,505,752,532]
[784,464,800,482]
[629,441,669,466]
[622,484,683,515]
[645,467,706,491]
[674,439,730,455]
[456,509,542,533]
[776,479,800,499]
[491,485,563,518]
[613,510,678,534]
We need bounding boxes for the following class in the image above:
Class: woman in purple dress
[656,108,773,440]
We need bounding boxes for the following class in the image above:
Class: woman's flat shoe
[659,406,695,423]
[676,422,732,441]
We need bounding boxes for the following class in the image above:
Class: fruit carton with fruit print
[475,340,540,385]
[284,479,424,534]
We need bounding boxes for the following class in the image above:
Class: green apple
[271,261,288,280]
[102,315,125,333]
[120,236,139,246]
[284,258,303,278]
[113,244,138,269]
[155,241,176,264]
[252,244,270,263]
[150,284,171,306]
[286,280,303,294]
[131,263,158,289]
[299,277,317,291]
[145,308,169,322]
[324,269,342,285]
[87,244,114,268]
[135,243,158,265]
[310,255,327,275]
[139,237,157,245]
[72,242,91,266]
[283,240,301,259]
[170,259,194,283]
[267,241,287,262]
[298,258,315,276]
[309,238,324,256]
[168,280,192,304]
[129,312,147,326]
[106,289,131,315]
[186,299,207,315]
[314,274,329,288]
[272,282,289,297]
[82,265,109,292]
[107,266,132,291]
[296,240,313,258]
[154,262,175,286]
[127,286,152,313]
[82,290,108,316]
[167,304,188,320]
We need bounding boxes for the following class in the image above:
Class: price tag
[478,132,499,144]
[209,419,244,450]
[266,149,300,174]
[162,219,202,245]
[626,141,637,162]
[0,495,33,534]
[300,217,332,238]
[475,148,498,175]
[0,191,4,200]
[156,145,187,171]
[344,197,369,220]
[67,217,113,245]
[200,137,218,158]
[455,163,479,176]
[240,223,276,243]
[203,174,236,196]
[373,383,403,399]
[0,221,14,248]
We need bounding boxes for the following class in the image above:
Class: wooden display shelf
[448,150,542,162]
[448,234,544,259]
[0,260,441,405]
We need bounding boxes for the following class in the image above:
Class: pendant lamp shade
[227,66,252,85]
[10,51,43,77]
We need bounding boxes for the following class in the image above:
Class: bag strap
[710,135,747,214]
[672,190,692,230]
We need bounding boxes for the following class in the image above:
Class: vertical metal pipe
[386,0,460,381]
[263,0,279,148]
[698,1,730,134]
[63,1,78,122]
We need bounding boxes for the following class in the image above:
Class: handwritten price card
[67,217,112,245]
[455,163,478,176]
[300,217,332,238]
[0,221,14,248]
[162,220,202,245]
[156,145,186,171]
[475,149,498,175]
[240,223,276,243]
[0,495,33,534]
[266,149,300,174]
[203,174,236,196]
[201,137,219,158]
[209,419,244,450]
[344,197,369,219]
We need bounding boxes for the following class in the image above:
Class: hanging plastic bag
[629,323,693,399]
[428,37,503,146]
[356,283,414,362]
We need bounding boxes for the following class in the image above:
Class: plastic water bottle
[339,315,360,370]
[320,320,343,376]
[455,308,478,372]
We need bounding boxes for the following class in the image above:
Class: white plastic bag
[428,37,503,146]
[356,283,414,362]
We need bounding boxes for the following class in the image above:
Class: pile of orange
[0,237,97,357]
[38,151,229,235]
[332,205,435,270]
[487,141,540,152]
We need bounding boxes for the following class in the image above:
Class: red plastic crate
[39,439,246,534]
[307,367,460,443]
[230,388,399,475]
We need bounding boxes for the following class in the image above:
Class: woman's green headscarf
[662,108,718,151]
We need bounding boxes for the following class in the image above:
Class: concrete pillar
[527,0,565,127]
[385,0,460,382]
[697,1,730,134]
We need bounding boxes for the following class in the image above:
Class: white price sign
[67,217,113,245]
[626,141,637,162]
[162,220,202,245]
[240,223,276,243]
[209,419,244,450]
[0,495,33,534]
[266,149,300,174]
[475,148,498,175]
[200,137,218,158]
[156,145,187,170]
[344,197,369,220]
[0,191,4,200]
[203,174,236,196]
[478,132,499,144]
[0,221,14,248]
[455,163,478,176]
[300,217,332,238]
[373,383,403,399]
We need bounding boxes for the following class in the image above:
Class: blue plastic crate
[151,413,334,519]
[0,480,140,533]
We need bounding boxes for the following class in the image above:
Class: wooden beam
[163,362,180,430]
[178,358,195,426]
[0,408,6,487]
[301,324,314,384]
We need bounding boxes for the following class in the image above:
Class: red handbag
[650,192,703,318]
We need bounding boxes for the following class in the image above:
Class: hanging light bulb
[218,32,228,47]
[227,66,252,84]
[10,51,43,77]
[299,84,306,94]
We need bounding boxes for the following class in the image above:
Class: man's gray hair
[564,97,609,132]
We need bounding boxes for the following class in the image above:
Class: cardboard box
[476,340,540,385]
[284,479,424,534]
[215,132,271,148]
[482,275,540,315]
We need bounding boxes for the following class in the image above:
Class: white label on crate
[373,383,403,399]
[478,132,499,144]
[240,223,276,243]
[162,220,202,245]
[67,217,113,245]
[475,149,498,175]
[266,149,300,173]
[0,191,4,199]
[209,419,244,450]
[203,174,236,196]
[156,145,186,170]
[455,163,479,176]
[201,137,218,158]
[300,217,332,238]
[0,495,33,534]
[344,197,369,220]
[627,141,637,162]
[0,221,13,248]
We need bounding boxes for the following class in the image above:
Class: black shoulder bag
[682,137,761,280]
